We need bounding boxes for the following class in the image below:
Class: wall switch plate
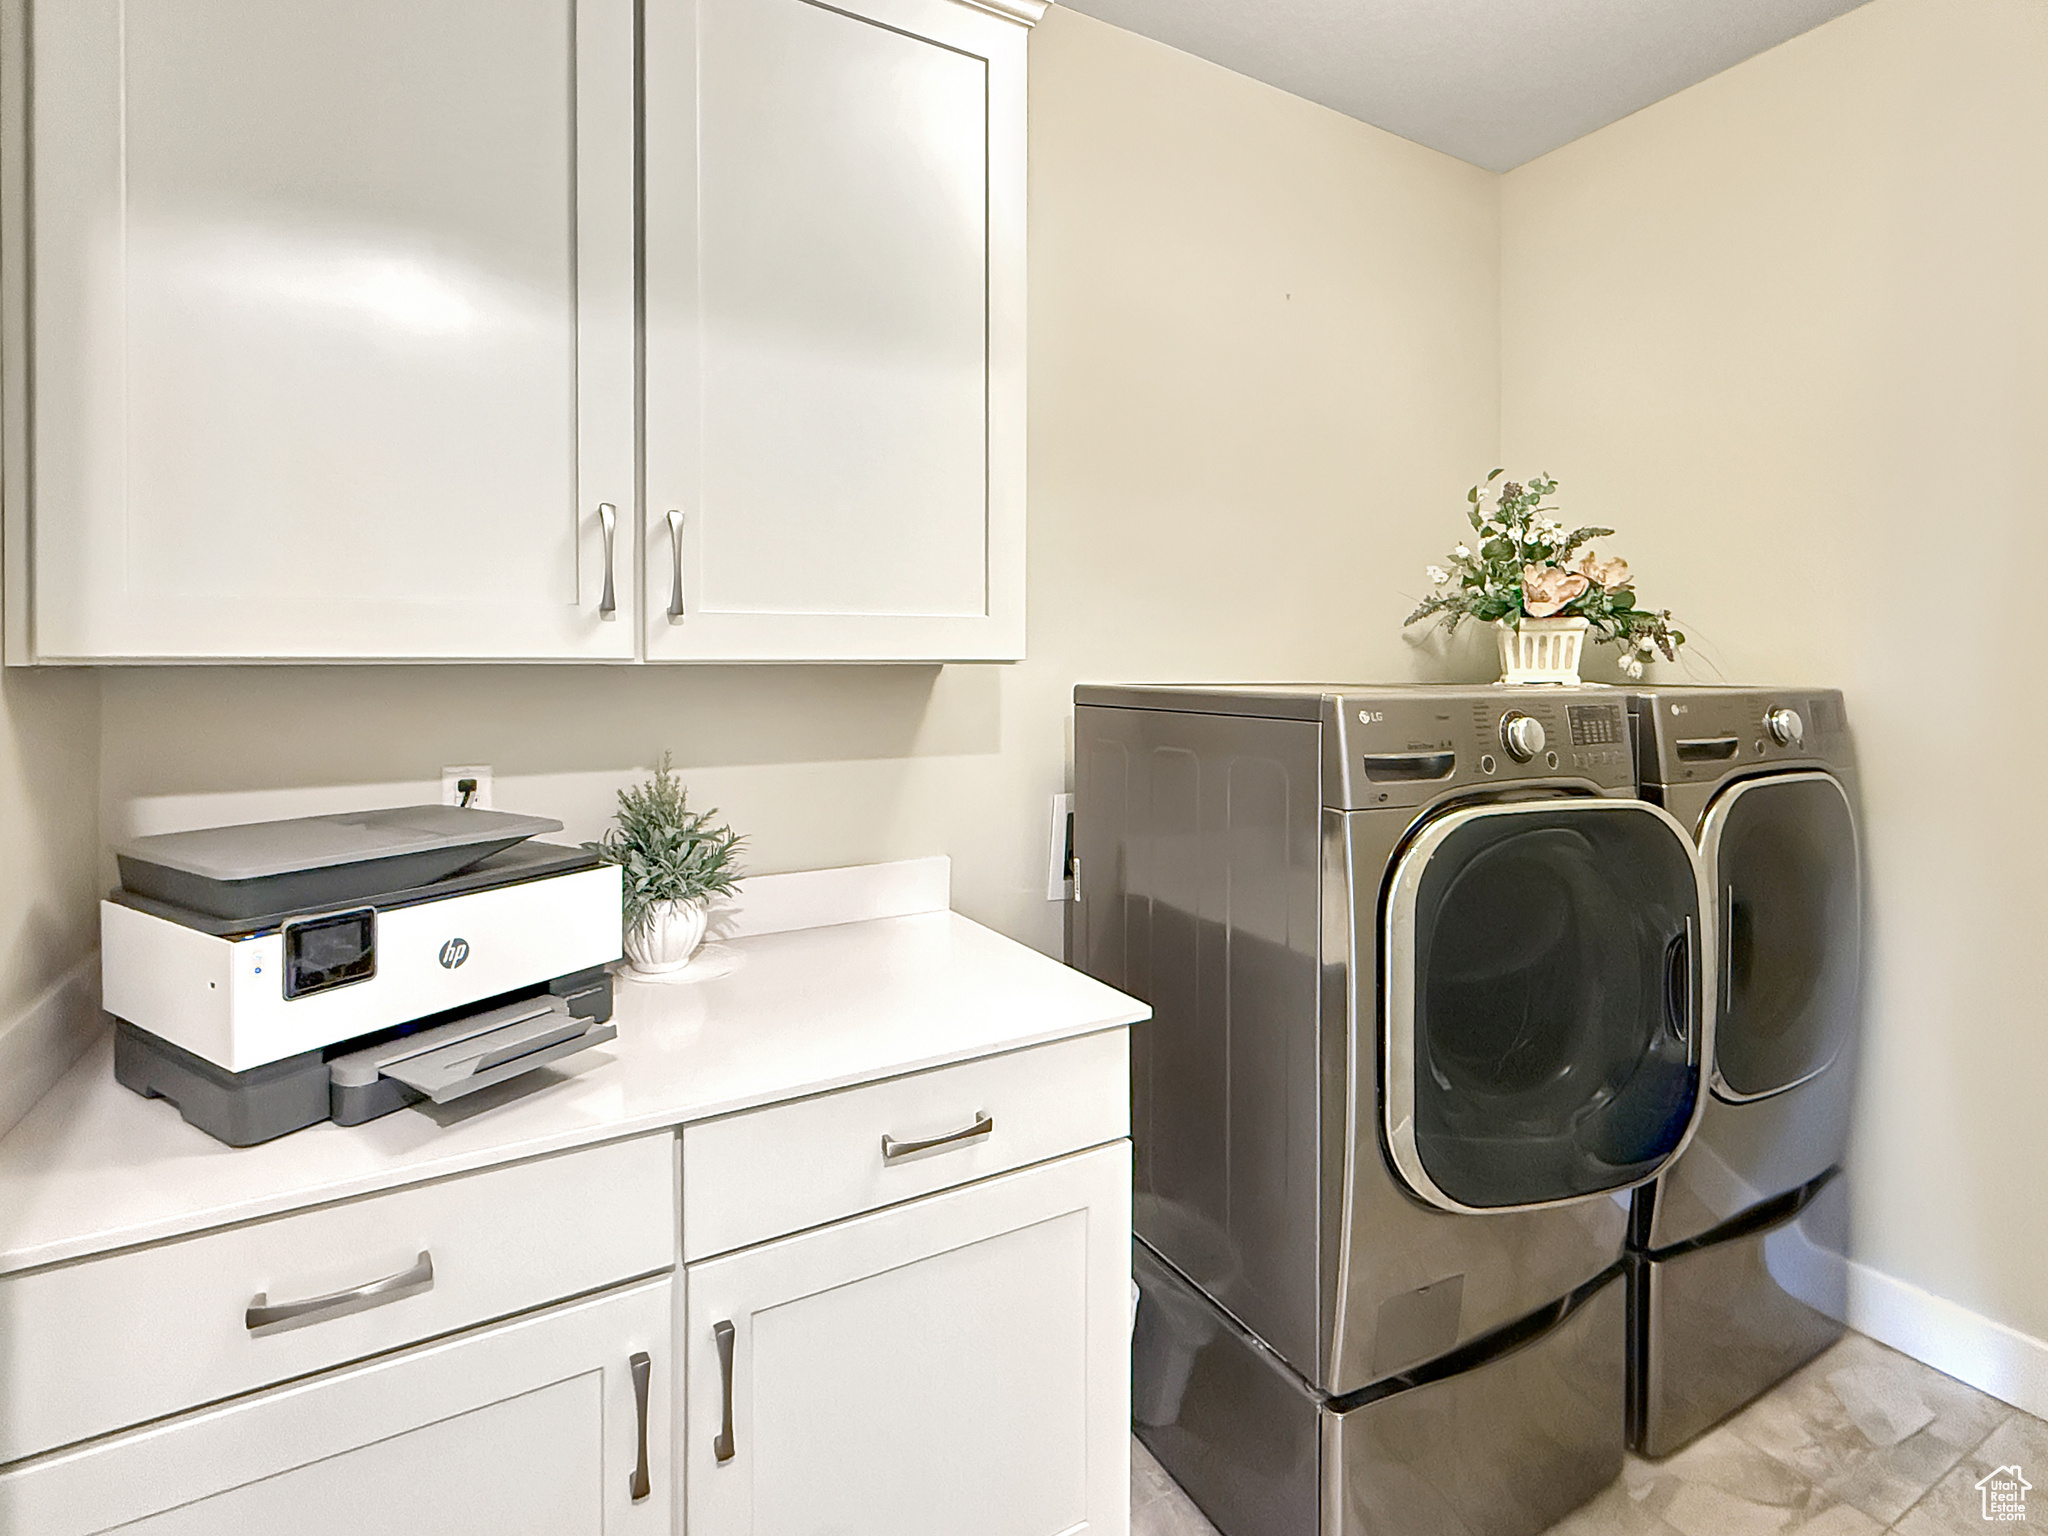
[1046,793,1074,901]
[441,765,494,809]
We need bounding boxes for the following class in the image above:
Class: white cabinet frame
[684,1144,1131,1535]
[0,1278,673,1535]
[2,0,637,662]
[642,0,1035,662]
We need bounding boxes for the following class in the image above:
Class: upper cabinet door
[18,0,637,661]
[643,0,1033,662]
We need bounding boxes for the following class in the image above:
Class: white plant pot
[624,897,709,976]
[1496,616,1590,685]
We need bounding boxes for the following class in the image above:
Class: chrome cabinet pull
[628,1351,653,1501]
[881,1112,994,1165]
[245,1251,434,1337]
[713,1321,737,1464]
[597,503,618,620]
[666,509,686,623]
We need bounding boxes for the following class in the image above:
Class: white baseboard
[1849,1259,2048,1421]
[0,955,104,1140]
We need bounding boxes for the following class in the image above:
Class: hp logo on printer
[438,938,470,970]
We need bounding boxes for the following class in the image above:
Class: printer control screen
[283,909,377,999]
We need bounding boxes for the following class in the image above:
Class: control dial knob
[1500,712,1546,762]
[1765,707,1804,748]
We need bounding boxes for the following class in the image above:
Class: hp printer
[103,805,624,1146]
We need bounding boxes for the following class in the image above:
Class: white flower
[1426,565,1450,586]
[1453,544,1472,560]
[1621,654,1645,678]
[1637,635,1657,654]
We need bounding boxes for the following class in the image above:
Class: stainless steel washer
[1072,684,1714,1536]
[1624,687,1861,1457]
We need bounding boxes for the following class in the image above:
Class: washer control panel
[1335,692,1634,807]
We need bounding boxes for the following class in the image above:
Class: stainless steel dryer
[1071,684,1715,1536]
[1624,687,1862,1457]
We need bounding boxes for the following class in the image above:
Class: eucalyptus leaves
[584,754,745,931]
[1404,469,1684,677]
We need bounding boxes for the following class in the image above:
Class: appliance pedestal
[1629,1171,1849,1458]
[1135,1241,1626,1536]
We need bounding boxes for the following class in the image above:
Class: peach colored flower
[1573,551,1632,589]
[1521,564,1589,618]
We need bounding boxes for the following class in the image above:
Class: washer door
[1385,799,1712,1213]
[1701,772,1860,1102]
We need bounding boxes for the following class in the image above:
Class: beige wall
[0,666,102,1133]
[1501,0,2048,1340]
[97,7,1502,960]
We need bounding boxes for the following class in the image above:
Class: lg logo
[438,938,470,970]
[1358,710,1385,724]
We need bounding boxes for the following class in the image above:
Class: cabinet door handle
[881,1111,994,1165]
[597,503,618,621]
[628,1351,653,1501]
[666,509,686,623]
[245,1251,434,1337]
[713,1320,737,1464]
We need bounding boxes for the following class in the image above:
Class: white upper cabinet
[10,0,637,661]
[642,0,1035,661]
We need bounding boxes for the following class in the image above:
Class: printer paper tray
[330,995,617,1105]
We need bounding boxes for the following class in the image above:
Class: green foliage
[1404,469,1686,675]
[584,754,746,930]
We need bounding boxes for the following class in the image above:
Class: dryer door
[1700,771,1860,1102]
[1385,799,1712,1213]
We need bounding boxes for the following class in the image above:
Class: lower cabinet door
[0,1277,671,1536]
[686,1143,1132,1536]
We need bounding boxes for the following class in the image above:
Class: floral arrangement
[583,753,746,930]
[1403,470,1684,678]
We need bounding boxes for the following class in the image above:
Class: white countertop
[0,904,1146,1276]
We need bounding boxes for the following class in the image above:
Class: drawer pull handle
[881,1111,994,1165]
[245,1251,434,1337]
[628,1351,653,1501]
[713,1320,737,1464]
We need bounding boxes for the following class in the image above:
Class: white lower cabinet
[0,1278,672,1536]
[684,1143,1132,1536]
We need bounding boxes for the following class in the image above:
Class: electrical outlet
[442,765,493,809]
[1046,793,1074,901]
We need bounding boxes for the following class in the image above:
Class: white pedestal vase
[624,897,709,976]
[1496,616,1590,685]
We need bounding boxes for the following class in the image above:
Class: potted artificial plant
[586,754,745,976]
[1404,470,1685,684]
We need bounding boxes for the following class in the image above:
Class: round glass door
[1384,799,1709,1212]
[1702,772,1860,1101]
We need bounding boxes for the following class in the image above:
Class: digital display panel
[1567,704,1625,746]
[283,909,376,999]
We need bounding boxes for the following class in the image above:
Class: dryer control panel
[1331,691,1635,810]
[1630,687,1849,787]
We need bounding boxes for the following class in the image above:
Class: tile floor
[1131,1331,2045,1535]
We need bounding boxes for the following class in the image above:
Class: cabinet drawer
[0,1132,675,1466]
[681,1028,1128,1260]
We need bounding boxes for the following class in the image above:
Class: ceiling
[1056,0,1873,172]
